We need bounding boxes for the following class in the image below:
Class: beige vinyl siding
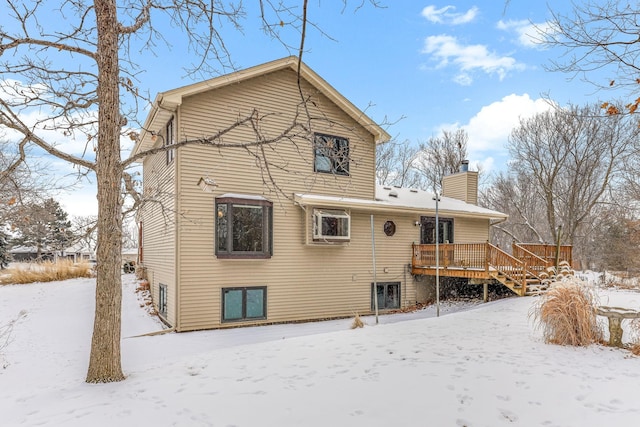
[442,172,478,205]
[176,199,419,330]
[177,68,376,200]
[454,216,490,243]
[140,142,177,326]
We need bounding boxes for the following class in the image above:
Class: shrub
[530,276,602,346]
[351,312,364,329]
[630,319,640,356]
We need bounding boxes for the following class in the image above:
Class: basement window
[371,282,400,310]
[222,287,267,322]
[158,283,167,317]
[313,209,350,241]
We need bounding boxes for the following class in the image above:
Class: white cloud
[465,93,554,153]
[433,94,555,173]
[453,73,473,86]
[496,19,550,48]
[422,35,525,83]
[421,5,479,25]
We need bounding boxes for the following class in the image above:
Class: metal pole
[434,193,440,317]
[371,215,379,324]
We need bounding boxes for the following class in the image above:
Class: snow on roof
[294,185,507,220]
[217,193,271,201]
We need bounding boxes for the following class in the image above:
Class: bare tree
[0,139,52,224]
[415,129,468,192]
[375,140,424,189]
[543,1,640,108]
[0,1,381,383]
[481,170,547,248]
[508,104,636,247]
[72,215,99,257]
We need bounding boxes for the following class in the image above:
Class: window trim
[371,282,401,311]
[314,133,350,176]
[158,283,167,317]
[221,286,267,323]
[313,208,351,241]
[215,196,273,259]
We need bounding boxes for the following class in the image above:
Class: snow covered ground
[1,274,640,427]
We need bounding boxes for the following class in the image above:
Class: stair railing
[513,243,548,280]
[486,243,527,294]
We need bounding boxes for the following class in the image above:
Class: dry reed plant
[0,259,94,285]
[530,276,602,346]
[630,319,640,356]
[351,312,364,329]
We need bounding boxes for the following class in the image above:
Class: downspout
[490,217,508,227]
[174,107,181,332]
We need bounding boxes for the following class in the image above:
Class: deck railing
[411,242,489,270]
[515,243,573,268]
[412,242,573,295]
[486,243,526,285]
[512,244,549,274]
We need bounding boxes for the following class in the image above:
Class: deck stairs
[411,242,573,297]
[489,270,547,296]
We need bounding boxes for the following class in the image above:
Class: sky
[2,271,640,425]
[3,1,622,218]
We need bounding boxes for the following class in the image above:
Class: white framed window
[313,209,350,241]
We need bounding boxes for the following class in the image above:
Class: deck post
[483,282,488,302]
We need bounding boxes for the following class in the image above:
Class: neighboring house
[131,57,566,332]
[9,243,93,263]
[9,245,54,262]
[60,242,94,263]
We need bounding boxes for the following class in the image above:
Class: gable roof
[293,185,508,221]
[130,56,391,158]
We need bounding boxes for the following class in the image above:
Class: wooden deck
[411,242,573,296]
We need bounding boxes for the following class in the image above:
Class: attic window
[314,133,349,176]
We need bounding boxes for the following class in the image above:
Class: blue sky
[13,1,621,217]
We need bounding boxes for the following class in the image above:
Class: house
[8,245,54,262]
[131,57,567,332]
[8,243,93,263]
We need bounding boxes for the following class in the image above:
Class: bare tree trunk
[86,0,124,383]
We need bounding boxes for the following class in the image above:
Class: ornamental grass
[0,259,94,285]
[530,276,602,346]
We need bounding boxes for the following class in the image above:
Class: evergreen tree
[11,198,75,258]
[0,229,10,269]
